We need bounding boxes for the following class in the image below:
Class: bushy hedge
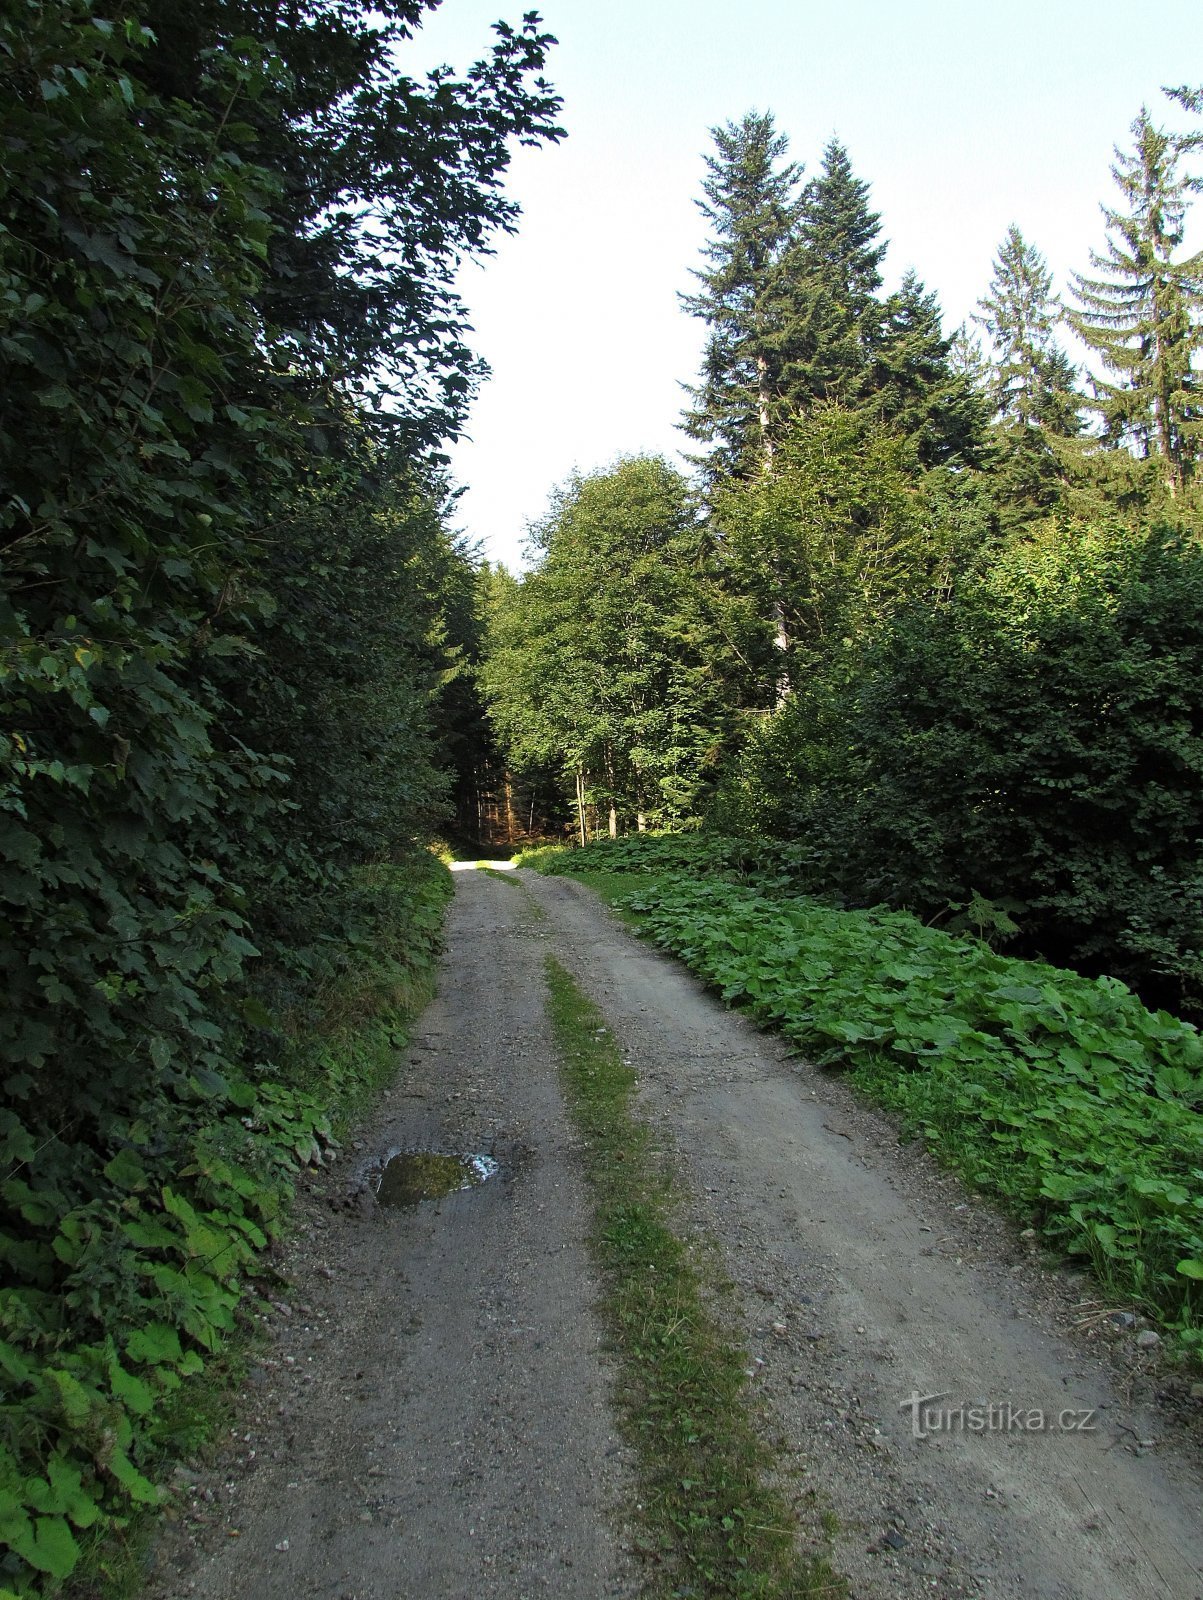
[723,524,1203,1016]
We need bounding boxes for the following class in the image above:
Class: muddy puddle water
[376,1150,499,1208]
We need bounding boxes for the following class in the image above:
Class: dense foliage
[0,3,559,1591]
[523,839,1203,1347]
[482,457,730,835]
[722,521,1203,1013]
[490,87,1203,1027]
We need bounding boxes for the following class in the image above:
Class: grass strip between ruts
[543,954,842,1600]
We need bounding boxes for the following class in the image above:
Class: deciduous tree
[484,460,727,832]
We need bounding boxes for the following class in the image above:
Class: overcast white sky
[403,0,1202,569]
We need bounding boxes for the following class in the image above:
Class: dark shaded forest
[0,3,558,1588]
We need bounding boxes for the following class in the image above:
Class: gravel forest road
[147,865,1203,1600]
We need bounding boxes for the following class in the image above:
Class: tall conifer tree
[680,111,805,480]
[863,271,987,467]
[775,137,887,410]
[976,225,1080,434]
[1069,108,1203,493]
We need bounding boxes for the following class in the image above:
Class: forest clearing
[4,2,1203,1597]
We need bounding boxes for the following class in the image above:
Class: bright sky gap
[402,0,1203,569]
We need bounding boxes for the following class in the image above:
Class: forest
[486,99,1203,1020]
[1,1,1202,1593]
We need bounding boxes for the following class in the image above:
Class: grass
[543,954,841,1600]
[477,864,525,888]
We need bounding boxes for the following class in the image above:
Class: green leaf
[104,1147,148,1192]
[13,1514,81,1578]
[125,1322,183,1367]
[104,1447,161,1506]
[27,1457,100,1530]
[47,1369,99,1432]
[109,1358,155,1416]
[0,1340,34,1385]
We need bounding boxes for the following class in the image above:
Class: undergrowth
[543,955,840,1600]
[523,839,1203,1350]
[0,853,451,1599]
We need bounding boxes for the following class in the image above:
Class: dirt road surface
[147,866,1203,1600]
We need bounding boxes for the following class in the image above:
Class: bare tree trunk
[604,742,618,838]
[758,355,789,704]
[575,768,586,848]
[1157,386,1181,497]
[632,764,647,833]
[504,771,515,846]
[772,597,790,707]
[757,354,774,468]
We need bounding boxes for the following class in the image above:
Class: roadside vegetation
[491,85,1203,1366]
[486,91,1203,1024]
[525,838,1203,1352]
[544,954,841,1600]
[2,854,451,1598]
[6,3,1203,1592]
[0,4,557,1594]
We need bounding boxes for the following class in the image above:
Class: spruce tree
[948,326,994,389]
[976,225,1080,434]
[1069,108,1203,493]
[680,111,805,480]
[862,271,988,467]
[777,137,887,409]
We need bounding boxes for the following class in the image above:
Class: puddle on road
[376,1150,499,1208]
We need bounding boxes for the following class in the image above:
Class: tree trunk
[759,360,788,704]
[757,353,774,468]
[575,767,586,848]
[604,742,618,838]
[772,598,790,706]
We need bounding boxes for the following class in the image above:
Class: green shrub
[723,524,1203,1016]
[0,856,450,1598]
[611,875,1203,1342]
